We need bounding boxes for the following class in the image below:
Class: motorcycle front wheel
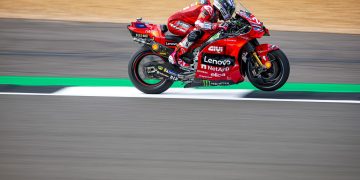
[246,49,290,91]
[128,46,174,94]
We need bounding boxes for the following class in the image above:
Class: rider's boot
[168,36,194,66]
[168,46,191,66]
[168,49,179,65]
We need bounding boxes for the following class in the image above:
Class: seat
[160,25,184,43]
[165,35,184,43]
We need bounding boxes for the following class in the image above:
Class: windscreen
[235,0,250,14]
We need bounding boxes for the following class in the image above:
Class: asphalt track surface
[0,18,360,180]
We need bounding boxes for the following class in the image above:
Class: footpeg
[180,53,194,64]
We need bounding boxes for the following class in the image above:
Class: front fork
[252,52,271,70]
[246,40,279,72]
[248,39,272,70]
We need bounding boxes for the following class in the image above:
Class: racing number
[251,16,260,24]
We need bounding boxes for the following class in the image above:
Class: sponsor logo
[208,46,224,53]
[204,57,232,66]
[211,72,226,78]
[170,23,186,33]
[135,34,148,38]
[169,76,178,81]
[202,55,234,67]
[156,71,169,78]
[175,21,190,29]
[157,66,178,79]
[196,69,208,74]
[200,64,230,72]
[210,81,231,86]
[159,52,167,56]
[198,74,212,79]
[165,42,177,46]
[203,80,211,86]
[203,80,232,86]
[163,68,178,77]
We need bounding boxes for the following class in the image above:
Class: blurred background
[0,0,359,34]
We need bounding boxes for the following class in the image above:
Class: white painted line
[0,87,359,104]
[55,87,253,100]
[234,98,360,104]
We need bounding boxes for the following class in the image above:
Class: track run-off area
[0,76,360,104]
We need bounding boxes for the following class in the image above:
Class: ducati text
[165,42,177,46]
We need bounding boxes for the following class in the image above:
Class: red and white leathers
[168,0,222,66]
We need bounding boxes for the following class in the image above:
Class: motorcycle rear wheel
[246,49,290,91]
[128,46,174,94]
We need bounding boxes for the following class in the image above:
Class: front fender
[255,44,280,63]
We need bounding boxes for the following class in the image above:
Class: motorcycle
[127,1,290,94]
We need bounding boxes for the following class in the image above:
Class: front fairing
[233,1,267,38]
[236,10,265,38]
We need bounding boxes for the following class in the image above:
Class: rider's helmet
[213,0,236,21]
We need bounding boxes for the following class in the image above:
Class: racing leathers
[168,1,222,66]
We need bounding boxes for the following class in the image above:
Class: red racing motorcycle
[127,2,290,94]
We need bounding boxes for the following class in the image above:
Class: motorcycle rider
[168,0,236,66]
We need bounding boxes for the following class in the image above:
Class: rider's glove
[214,22,228,31]
[220,22,229,31]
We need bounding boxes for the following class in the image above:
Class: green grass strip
[0,76,359,93]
